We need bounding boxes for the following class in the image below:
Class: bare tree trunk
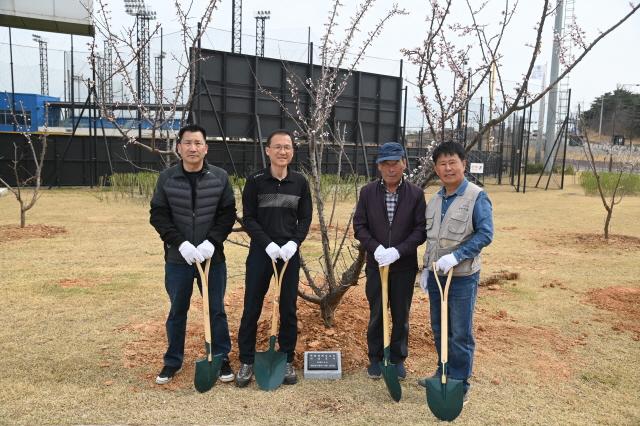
[604,208,612,240]
[20,202,26,228]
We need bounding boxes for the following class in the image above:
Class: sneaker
[396,362,406,380]
[219,359,234,383]
[155,365,181,385]
[417,371,441,388]
[463,390,470,405]
[284,362,297,385]
[367,362,382,379]
[235,363,253,388]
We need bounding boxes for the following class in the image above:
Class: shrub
[579,171,640,196]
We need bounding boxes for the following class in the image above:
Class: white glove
[436,253,459,274]
[279,241,298,262]
[197,240,215,259]
[374,245,386,264]
[179,241,205,265]
[378,247,400,267]
[265,242,282,261]
[420,268,429,292]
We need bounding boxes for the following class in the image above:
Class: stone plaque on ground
[303,351,342,380]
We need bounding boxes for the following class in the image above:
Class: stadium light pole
[255,10,270,57]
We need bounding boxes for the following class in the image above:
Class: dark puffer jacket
[150,161,236,264]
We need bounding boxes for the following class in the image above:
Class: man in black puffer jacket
[150,124,236,385]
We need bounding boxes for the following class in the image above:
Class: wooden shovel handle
[432,263,453,383]
[379,266,391,349]
[196,258,212,362]
[269,260,289,338]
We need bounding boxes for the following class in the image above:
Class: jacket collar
[438,178,468,198]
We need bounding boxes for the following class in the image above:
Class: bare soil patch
[0,224,67,244]
[120,281,577,390]
[545,232,640,250]
[585,286,640,340]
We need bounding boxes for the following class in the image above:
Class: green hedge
[579,171,640,196]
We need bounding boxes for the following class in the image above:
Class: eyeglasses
[269,144,293,152]
[181,140,206,148]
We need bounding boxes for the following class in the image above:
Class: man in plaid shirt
[353,142,427,380]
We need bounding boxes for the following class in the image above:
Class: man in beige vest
[418,142,493,405]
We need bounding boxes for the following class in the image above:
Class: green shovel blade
[379,348,402,402]
[254,336,287,391]
[425,375,464,421]
[194,342,222,393]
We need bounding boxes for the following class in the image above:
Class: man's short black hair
[432,141,466,163]
[178,124,207,141]
[266,129,294,147]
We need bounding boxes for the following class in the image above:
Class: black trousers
[238,246,300,364]
[365,266,416,364]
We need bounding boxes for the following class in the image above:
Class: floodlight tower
[103,40,113,103]
[155,51,165,104]
[255,10,270,57]
[124,0,156,105]
[232,0,243,53]
[32,34,49,96]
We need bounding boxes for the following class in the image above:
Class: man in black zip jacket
[353,142,426,380]
[149,124,236,385]
[235,129,312,388]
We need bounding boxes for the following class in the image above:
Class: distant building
[0,92,60,132]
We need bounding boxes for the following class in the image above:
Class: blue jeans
[426,271,479,394]
[163,261,231,368]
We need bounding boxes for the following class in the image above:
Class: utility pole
[544,0,564,172]
[255,11,270,57]
[32,34,49,96]
[232,0,242,53]
[535,64,547,163]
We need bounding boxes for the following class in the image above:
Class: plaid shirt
[381,178,403,224]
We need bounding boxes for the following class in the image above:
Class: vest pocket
[426,212,435,230]
[447,217,466,234]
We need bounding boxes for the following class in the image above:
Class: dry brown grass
[0,182,639,425]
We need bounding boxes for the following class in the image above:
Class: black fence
[0,132,506,187]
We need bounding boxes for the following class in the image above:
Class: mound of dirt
[0,224,66,244]
[585,286,640,340]
[120,279,581,390]
[120,283,436,390]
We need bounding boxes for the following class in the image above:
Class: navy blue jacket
[353,179,427,271]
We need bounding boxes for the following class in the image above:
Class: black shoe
[417,371,441,388]
[367,362,382,379]
[396,362,406,380]
[284,362,297,385]
[235,363,253,387]
[155,365,181,385]
[219,359,234,383]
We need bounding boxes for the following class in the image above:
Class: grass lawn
[0,179,639,425]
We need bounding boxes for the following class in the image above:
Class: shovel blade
[194,354,222,393]
[254,336,287,391]
[379,358,402,402]
[425,376,464,421]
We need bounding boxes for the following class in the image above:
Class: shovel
[426,263,464,421]
[254,260,289,391]
[379,265,402,402]
[194,258,222,393]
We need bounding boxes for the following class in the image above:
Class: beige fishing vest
[424,182,483,277]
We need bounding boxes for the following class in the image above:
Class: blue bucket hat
[376,142,405,163]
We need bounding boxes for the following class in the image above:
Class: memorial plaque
[303,351,342,380]
[307,352,339,370]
